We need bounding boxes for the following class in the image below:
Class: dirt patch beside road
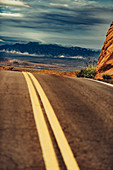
[0,64,77,77]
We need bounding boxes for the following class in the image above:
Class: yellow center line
[23,72,59,170]
[28,72,80,170]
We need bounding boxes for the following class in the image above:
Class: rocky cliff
[95,22,113,79]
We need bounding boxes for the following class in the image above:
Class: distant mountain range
[0,42,100,58]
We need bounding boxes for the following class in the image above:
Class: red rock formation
[95,22,113,79]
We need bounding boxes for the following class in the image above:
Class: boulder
[95,22,113,79]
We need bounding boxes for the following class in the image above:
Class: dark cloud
[0,0,113,48]
[0,36,26,45]
[2,5,112,32]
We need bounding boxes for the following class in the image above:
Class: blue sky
[0,0,113,49]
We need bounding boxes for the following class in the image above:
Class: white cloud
[73,0,97,6]
[0,0,29,7]
[0,12,23,17]
[0,49,45,57]
[50,3,69,8]
[50,0,97,8]
[59,55,84,59]
[88,1,97,4]
[0,39,5,42]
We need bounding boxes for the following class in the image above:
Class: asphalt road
[0,70,113,170]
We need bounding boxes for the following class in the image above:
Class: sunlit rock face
[95,22,113,79]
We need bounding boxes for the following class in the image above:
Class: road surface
[0,70,113,170]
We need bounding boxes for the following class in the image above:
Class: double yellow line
[23,72,79,170]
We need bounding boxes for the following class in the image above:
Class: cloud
[0,39,4,42]
[0,35,30,45]
[50,3,69,8]
[0,12,23,17]
[20,5,112,33]
[0,49,45,57]
[0,0,113,49]
[0,0,29,7]
[1,3,112,36]
[1,0,113,32]
[73,0,97,6]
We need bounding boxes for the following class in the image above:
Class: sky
[0,0,113,49]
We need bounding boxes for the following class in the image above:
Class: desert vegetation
[77,66,96,78]
[102,73,111,80]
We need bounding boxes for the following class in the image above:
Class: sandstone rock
[95,22,113,79]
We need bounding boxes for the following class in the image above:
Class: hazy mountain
[0,42,100,58]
